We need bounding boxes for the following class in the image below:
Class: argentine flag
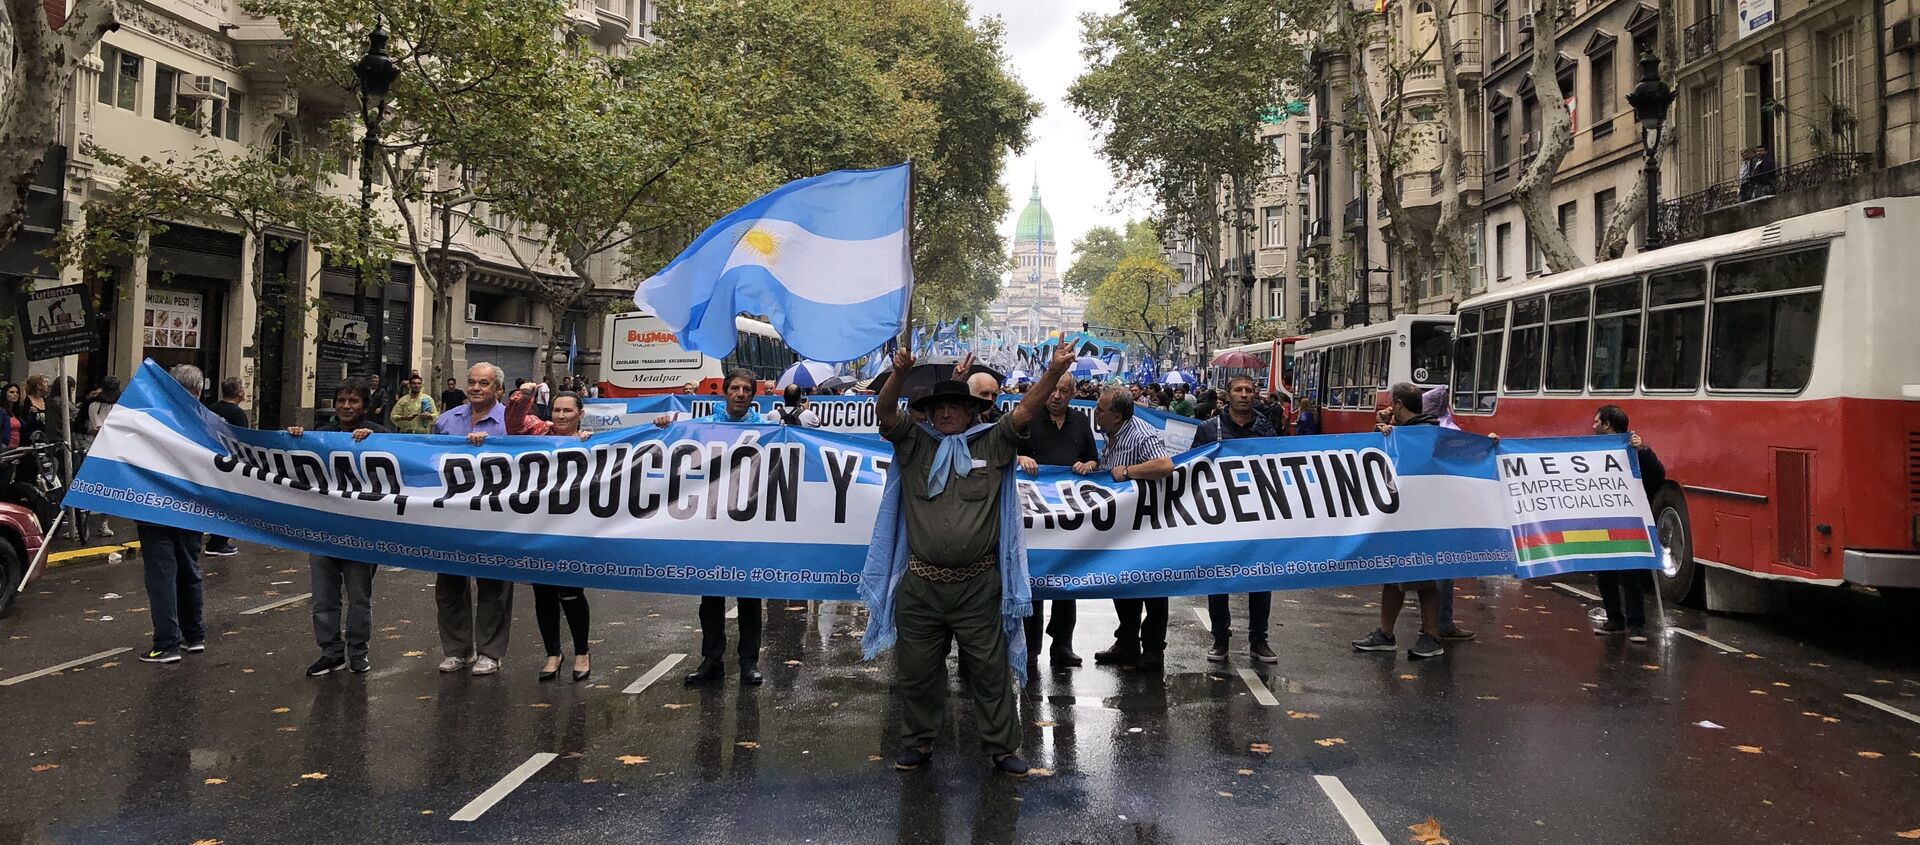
[636,164,912,363]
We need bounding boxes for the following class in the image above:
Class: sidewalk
[42,515,139,570]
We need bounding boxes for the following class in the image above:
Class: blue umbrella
[1160,371,1192,387]
[1069,356,1110,380]
[1008,370,1033,385]
[776,360,838,389]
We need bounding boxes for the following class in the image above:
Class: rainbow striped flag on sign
[1513,516,1653,563]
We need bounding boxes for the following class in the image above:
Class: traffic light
[956,315,972,337]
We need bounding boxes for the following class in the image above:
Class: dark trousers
[311,555,376,660]
[1207,591,1272,643]
[206,534,233,550]
[1023,599,1077,657]
[1596,570,1647,627]
[137,524,203,651]
[534,584,591,657]
[1111,597,1169,654]
[1438,578,1457,628]
[435,574,513,660]
[698,596,762,665]
[895,570,1020,756]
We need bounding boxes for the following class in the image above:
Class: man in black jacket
[1593,404,1664,643]
[1016,373,1097,671]
[204,377,249,557]
[1192,375,1279,664]
[287,378,388,675]
[1352,383,1448,660]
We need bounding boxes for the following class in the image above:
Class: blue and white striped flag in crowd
[635,164,913,363]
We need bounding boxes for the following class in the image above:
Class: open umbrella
[818,374,857,392]
[1007,370,1033,385]
[868,354,1005,398]
[776,361,837,389]
[1160,371,1192,387]
[1069,356,1110,380]
[1211,350,1263,369]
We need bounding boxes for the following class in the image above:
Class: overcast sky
[968,0,1151,278]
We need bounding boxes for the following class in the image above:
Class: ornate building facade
[988,179,1084,346]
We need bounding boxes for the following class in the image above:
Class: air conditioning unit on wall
[1893,18,1918,53]
[177,76,227,101]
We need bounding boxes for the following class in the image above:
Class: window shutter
[1770,48,1789,163]
[1739,64,1762,152]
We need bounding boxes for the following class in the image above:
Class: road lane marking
[1191,607,1210,628]
[449,752,558,821]
[240,593,314,615]
[1314,775,1389,845]
[1553,582,1602,602]
[725,604,738,620]
[0,647,133,686]
[1236,668,1279,706]
[1669,627,1744,654]
[1846,693,1920,726]
[623,654,686,695]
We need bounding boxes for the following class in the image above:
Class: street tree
[1084,252,1194,343]
[0,0,118,253]
[1511,0,1582,272]
[1070,0,1306,352]
[1595,0,1679,261]
[54,147,391,413]
[1063,220,1159,298]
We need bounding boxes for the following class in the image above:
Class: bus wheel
[1652,486,1700,607]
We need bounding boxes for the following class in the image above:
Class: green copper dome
[1013,177,1053,246]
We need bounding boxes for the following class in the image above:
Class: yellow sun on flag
[739,227,779,261]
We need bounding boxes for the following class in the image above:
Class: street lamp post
[353,22,400,387]
[1626,51,1675,251]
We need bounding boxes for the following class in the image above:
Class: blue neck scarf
[924,426,976,498]
[860,421,1032,686]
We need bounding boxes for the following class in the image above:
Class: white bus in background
[597,310,795,397]
[1291,314,1456,433]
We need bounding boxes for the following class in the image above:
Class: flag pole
[894,159,916,353]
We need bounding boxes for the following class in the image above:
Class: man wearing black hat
[874,341,1076,776]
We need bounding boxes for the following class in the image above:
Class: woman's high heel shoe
[573,656,591,683]
[539,658,561,682]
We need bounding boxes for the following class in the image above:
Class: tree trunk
[0,0,117,253]
[1596,0,1681,260]
[1512,0,1584,274]
[1431,0,1473,301]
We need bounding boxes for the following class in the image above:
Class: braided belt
[908,555,995,583]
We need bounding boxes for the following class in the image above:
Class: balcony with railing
[1309,124,1331,160]
[1653,153,1873,245]
[1452,39,1482,80]
[1343,197,1366,232]
[1310,216,1331,246]
[1684,15,1717,63]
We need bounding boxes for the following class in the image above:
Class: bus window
[1333,344,1355,407]
[1409,321,1452,385]
[1504,297,1545,393]
[1475,305,1505,412]
[1708,246,1828,391]
[1644,267,1706,391]
[1590,278,1642,392]
[1545,288,1590,391]
[1371,338,1390,389]
[1452,310,1479,411]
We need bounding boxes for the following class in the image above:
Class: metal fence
[1654,152,1873,244]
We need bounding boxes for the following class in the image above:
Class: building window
[1689,81,1721,190]
[1467,226,1484,292]
[1492,0,1510,57]
[1525,226,1543,275]
[1558,201,1578,262]
[1261,206,1284,248]
[1593,188,1616,252]
[1821,27,1858,151]
[1590,49,1616,123]
[152,66,200,129]
[98,45,142,111]
[1708,246,1828,391]
[1269,284,1285,319]
[1492,107,1512,170]
[1495,222,1512,280]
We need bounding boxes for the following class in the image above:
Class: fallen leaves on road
[1748,690,1769,696]
[1694,721,1724,729]
[1313,738,1347,748]
[1476,695,1500,701]
[1873,679,1894,685]
[1641,664,1660,671]
[1034,720,1057,727]
[735,741,760,750]
[1399,674,1417,681]
[1026,767,1054,777]
[271,707,290,714]
[278,727,298,733]
[616,755,649,765]
[1734,745,1764,754]
[97,662,118,669]
[1857,751,1884,759]
[1503,634,1525,640]
[1216,790,1234,797]
[1897,830,1920,840]
[402,651,425,658]
[240,668,255,674]
[415,696,432,701]
[1285,710,1320,719]
[1237,768,1254,775]
[662,703,692,710]
[528,703,551,709]
[1772,682,1791,688]
[868,755,883,762]
[1248,743,1273,754]
[1408,816,1451,844]
[191,839,223,845]
[1809,661,1829,668]
[784,660,802,666]
[73,720,94,727]
[299,772,327,780]
[30,764,58,773]
[203,778,227,785]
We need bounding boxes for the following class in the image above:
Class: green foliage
[1083,253,1193,336]
[1063,219,1159,297]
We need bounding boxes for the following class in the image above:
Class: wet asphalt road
[1,537,1917,845]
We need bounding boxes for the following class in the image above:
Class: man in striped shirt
[1089,387,1177,671]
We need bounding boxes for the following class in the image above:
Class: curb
[45,541,141,570]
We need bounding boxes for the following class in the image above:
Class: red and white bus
[1292,315,1456,433]
[1208,335,1311,392]
[598,311,796,397]
[1450,197,1920,610]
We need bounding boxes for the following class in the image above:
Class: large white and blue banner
[67,362,1660,600]
[585,395,1201,450]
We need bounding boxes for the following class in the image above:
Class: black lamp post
[1625,51,1675,251]
[353,21,401,388]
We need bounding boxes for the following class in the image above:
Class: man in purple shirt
[430,363,514,675]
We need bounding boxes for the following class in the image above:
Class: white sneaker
[437,656,468,673]
[470,656,500,676]
[96,523,115,538]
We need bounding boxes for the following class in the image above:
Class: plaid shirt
[1100,415,1172,470]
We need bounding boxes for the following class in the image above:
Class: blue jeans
[1438,578,1456,628]
[138,524,204,651]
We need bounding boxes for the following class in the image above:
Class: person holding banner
[866,342,1075,776]
[1592,405,1662,643]
[518,391,596,682]
[1016,373,1096,672]
[1354,383,1451,660]
[656,369,767,686]
[1091,386,1177,671]
[1192,376,1279,665]
[287,378,387,676]
[430,363,516,676]
[136,365,211,664]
